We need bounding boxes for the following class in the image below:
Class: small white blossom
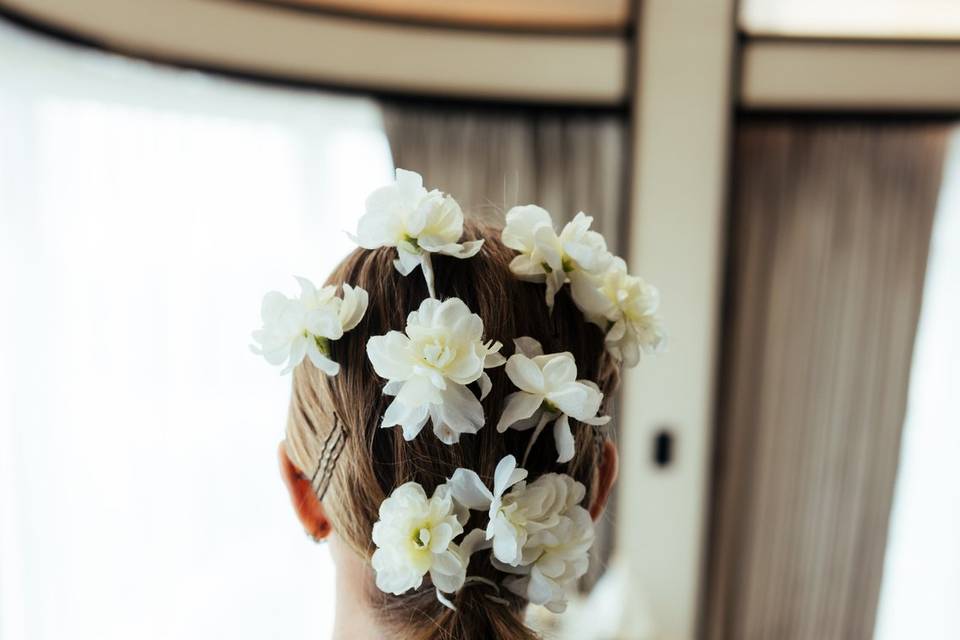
[496,337,609,463]
[448,456,589,569]
[352,168,484,298]
[502,206,611,309]
[366,297,505,444]
[498,505,595,613]
[570,257,665,367]
[251,277,368,375]
[371,482,471,596]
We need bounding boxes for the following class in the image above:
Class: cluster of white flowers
[372,456,593,612]
[352,168,484,298]
[366,297,505,444]
[250,277,368,375]
[502,206,611,310]
[502,204,664,366]
[254,168,667,617]
[445,455,594,612]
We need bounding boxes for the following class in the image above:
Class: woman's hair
[285,221,619,640]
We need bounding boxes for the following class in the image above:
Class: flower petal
[544,269,566,310]
[504,354,545,393]
[448,468,494,510]
[383,379,404,396]
[568,270,611,325]
[509,254,547,280]
[280,335,308,374]
[393,249,422,276]
[306,307,343,340]
[381,396,429,441]
[459,528,492,557]
[366,332,414,381]
[541,353,578,387]
[306,339,340,376]
[493,454,528,498]
[430,238,484,259]
[436,589,456,611]
[547,382,594,420]
[339,284,369,331]
[513,336,544,358]
[478,372,492,400]
[496,391,544,433]
[553,414,576,463]
[432,384,485,444]
[430,550,467,593]
[492,523,523,566]
[483,341,507,369]
[420,253,436,299]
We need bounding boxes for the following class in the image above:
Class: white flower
[558,211,613,274]
[366,297,505,444]
[502,207,612,309]
[371,482,472,596]
[352,168,484,298]
[251,277,368,375]
[448,456,588,568]
[570,257,665,367]
[498,505,595,613]
[496,337,610,463]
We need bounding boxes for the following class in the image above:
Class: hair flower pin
[502,205,611,310]
[502,206,665,367]
[447,455,595,613]
[351,169,484,298]
[496,337,610,463]
[366,296,505,445]
[251,277,368,375]
[570,256,666,367]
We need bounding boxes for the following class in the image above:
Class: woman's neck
[330,534,383,640]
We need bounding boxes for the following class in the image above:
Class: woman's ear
[589,439,619,521]
[279,442,332,541]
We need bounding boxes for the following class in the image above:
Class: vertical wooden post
[618,1,737,637]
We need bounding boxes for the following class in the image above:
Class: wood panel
[254,0,631,32]
[0,0,628,105]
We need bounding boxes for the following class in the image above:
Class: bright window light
[0,20,393,640]
[741,0,960,39]
[874,134,960,639]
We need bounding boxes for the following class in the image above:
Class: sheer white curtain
[0,20,392,640]
[875,132,960,640]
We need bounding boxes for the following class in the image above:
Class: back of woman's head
[283,221,622,640]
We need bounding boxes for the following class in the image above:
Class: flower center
[401,234,422,254]
[499,499,527,527]
[420,340,456,370]
[541,258,574,274]
[312,334,330,356]
[413,527,431,548]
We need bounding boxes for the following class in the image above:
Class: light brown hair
[285,222,618,640]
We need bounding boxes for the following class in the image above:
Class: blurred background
[0,1,958,639]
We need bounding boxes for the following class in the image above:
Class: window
[0,20,393,639]
[874,133,960,640]
[741,0,960,39]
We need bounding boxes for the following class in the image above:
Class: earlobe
[279,442,333,541]
[589,439,619,521]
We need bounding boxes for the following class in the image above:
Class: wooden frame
[2,1,960,110]
[617,1,737,637]
[0,0,627,105]
[742,38,960,111]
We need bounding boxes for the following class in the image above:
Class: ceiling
[252,0,632,32]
